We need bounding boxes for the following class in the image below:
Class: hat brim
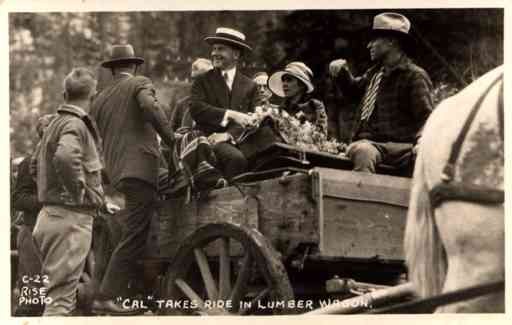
[204,36,252,52]
[268,71,314,98]
[101,57,145,68]
[369,29,415,46]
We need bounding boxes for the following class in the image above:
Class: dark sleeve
[29,142,41,180]
[409,70,434,140]
[246,82,258,114]
[310,99,328,136]
[190,76,227,127]
[334,68,368,100]
[12,157,41,213]
[134,76,176,148]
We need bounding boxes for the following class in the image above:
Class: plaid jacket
[336,56,434,143]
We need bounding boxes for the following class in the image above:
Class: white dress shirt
[221,66,236,91]
[220,67,237,128]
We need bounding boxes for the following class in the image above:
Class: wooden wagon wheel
[161,222,295,315]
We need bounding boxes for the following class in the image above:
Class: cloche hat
[268,62,314,98]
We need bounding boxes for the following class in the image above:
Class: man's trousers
[99,178,156,300]
[32,205,94,316]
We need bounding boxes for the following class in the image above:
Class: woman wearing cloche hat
[268,61,328,135]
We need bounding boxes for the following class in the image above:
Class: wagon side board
[150,173,318,259]
[312,168,411,261]
[150,167,411,264]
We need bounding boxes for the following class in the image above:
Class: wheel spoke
[253,252,272,288]
[229,252,252,312]
[175,278,206,312]
[219,237,231,300]
[165,223,295,316]
[194,248,218,301]
[239,288,270,315]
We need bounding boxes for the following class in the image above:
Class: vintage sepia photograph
[7,1,505,319]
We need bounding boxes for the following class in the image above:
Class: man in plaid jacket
[330,13,433,173]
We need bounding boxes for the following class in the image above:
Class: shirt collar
[58,104,88,118]
[221,66,237,82]
[381,55,411,76]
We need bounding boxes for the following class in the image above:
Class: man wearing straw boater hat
[329,13,433,173]
[190,27,257,181]
[90,44,175,315]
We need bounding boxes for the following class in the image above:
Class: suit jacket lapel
[230,71,246,111]
[211,69,230,109]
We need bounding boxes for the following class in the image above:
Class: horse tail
[404,152,447,298]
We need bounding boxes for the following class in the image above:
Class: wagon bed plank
[314,168,410,260]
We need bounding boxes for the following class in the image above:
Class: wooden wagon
[130,143,413,315]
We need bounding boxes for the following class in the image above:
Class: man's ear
[234,49,241,60]
[389,37,401,49]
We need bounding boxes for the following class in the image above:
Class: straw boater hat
[369,12,414,48]
[204,27,252,52]
[252,72,269,85]
[268,62,314,98]
[101,44,145,68]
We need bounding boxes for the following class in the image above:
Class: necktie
[223,72,231,91]
[360,68,384,121]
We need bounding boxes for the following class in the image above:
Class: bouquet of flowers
[246,104,347,155]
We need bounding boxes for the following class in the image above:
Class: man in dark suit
[190,27,257,180]
[90,44,175,314]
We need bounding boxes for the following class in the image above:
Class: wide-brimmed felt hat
[101,44,144,68]
[369,12,414,47]
[268,62,314,98]
[204,27,252,52]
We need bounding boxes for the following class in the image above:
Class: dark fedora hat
[101,44,145,68]
[369,12,415,48]
[204,27,252,52]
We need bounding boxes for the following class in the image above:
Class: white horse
[404,66,504,313]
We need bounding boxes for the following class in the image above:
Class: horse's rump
[404,66,504,312]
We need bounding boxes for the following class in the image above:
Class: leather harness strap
[498,80,504,141]
[430,73,504,208]
[429,183,504,208]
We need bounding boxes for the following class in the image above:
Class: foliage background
[9,9,504,157]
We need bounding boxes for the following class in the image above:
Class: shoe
[92,299,143,316]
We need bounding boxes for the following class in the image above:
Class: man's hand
[208,132,233,145]
[104,200,121,215]
[329,59,349,78]
[227,110,253,127]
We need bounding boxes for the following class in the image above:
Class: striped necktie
[360,68,384,121]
